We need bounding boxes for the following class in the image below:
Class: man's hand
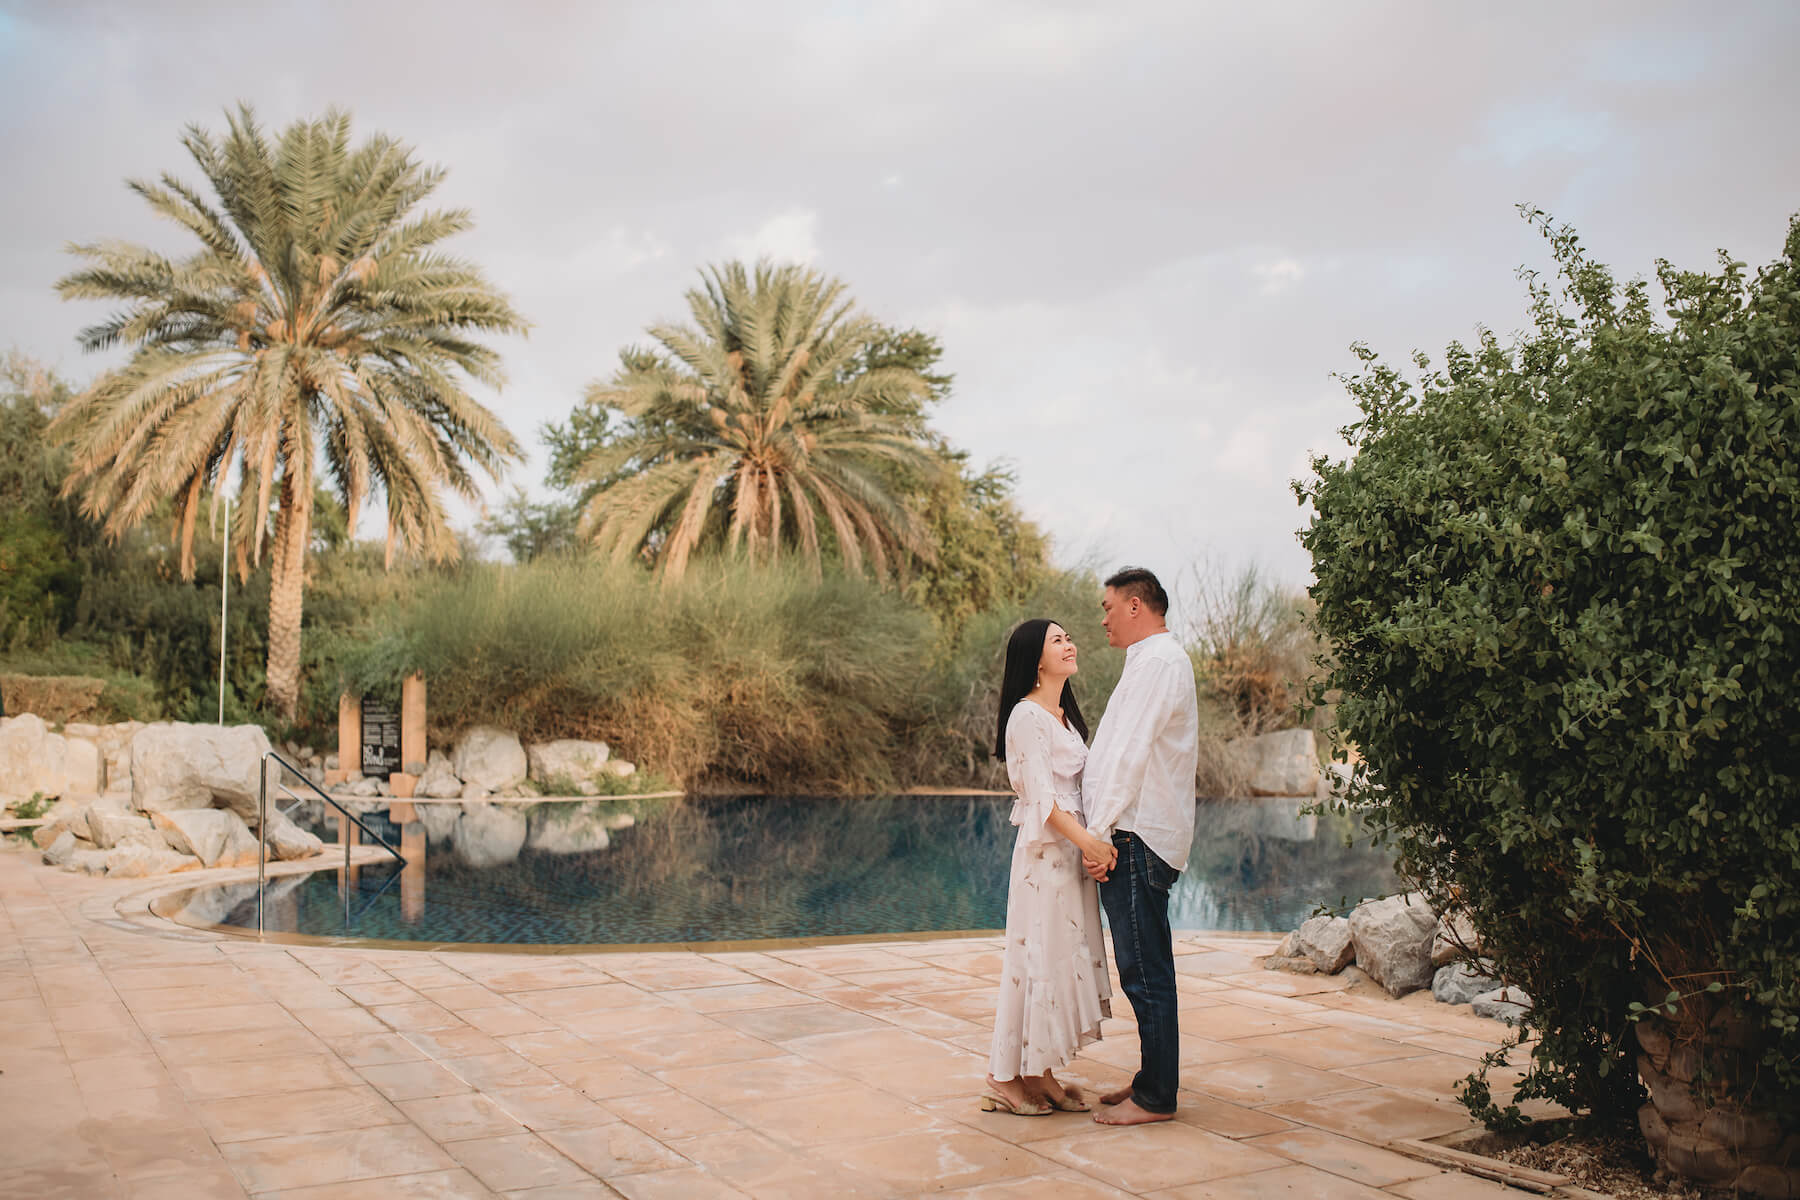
[1082,841,1117,883]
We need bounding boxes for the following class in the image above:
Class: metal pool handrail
[257,749,407,935]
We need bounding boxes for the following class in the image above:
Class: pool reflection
[175,795,1397,945]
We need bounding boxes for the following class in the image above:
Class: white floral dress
[988,701,1112,1081]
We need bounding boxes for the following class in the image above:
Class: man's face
[1100,586,1138,648]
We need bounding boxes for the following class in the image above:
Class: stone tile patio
[0,843,1544,1198]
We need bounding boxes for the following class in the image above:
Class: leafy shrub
[1300,209,1800,1125]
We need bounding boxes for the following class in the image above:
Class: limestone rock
[1431,912,1482,968]
[342,776,383,797]
[418,751,463,799]
[89,810,156,850]
[33,797,93,849]
[1472,986,1533,1025]
[1230,728,1320,797]
[76,792,132,841]
[1348,893,1437,997]
[451,726,528,792]
[1432,962,1500,1005]
[105,842,198,877]
[455,802,527,868]
[459,781,491,801]
[603,811,635,831]
[1263,954,1320,974]
[152,808,260,868]
[1294,914,1356,974]
[98,721,143,793]
[55,735,104,796]
[263,809,324,861]
[42,830,78,867]
[0,713,49,794]
[526,802,613,854]
[69,848,110,876]
[603,759,637,779]
[526,739,612,793]
[130,722,274,818]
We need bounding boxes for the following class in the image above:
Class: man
[1081,566,1199,1126]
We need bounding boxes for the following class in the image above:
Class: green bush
[1300,209,1800,1126]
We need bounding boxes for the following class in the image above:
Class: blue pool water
[156,795,1398,946]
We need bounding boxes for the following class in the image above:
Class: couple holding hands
[984,566,1199,1126]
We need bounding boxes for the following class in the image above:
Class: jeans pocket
[1145,846,1178,894]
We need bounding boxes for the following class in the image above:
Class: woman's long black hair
[994,618,1089,759]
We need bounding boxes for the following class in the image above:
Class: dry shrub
[0,674,105,723]
[1177,561,1324,736]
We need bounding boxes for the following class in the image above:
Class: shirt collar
[1124,630,1173,661]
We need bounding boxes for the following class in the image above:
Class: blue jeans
[1099,830,1180,1113]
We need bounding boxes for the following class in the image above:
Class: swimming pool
[154,794,1398,947]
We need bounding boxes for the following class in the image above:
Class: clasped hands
[1082,839,1118,883]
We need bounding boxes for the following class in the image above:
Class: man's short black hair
[1104,566,1169,617]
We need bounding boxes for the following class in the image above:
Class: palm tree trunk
[264,472,312,723]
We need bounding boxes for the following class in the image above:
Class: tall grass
[337,561,935,792]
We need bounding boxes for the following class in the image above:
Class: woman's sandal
[1045,1083,1091,1112]
[979,1092,1052,1116]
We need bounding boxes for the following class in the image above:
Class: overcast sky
[3,1,1797,594]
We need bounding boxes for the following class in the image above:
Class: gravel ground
[1492,1123,1709,1199]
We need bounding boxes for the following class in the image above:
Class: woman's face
[1038,623,1078,683]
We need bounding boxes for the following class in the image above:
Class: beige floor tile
[106,964,243,992]
[93,1114,226,1182]
[608,1166,750,1199]
[1229,1027,1417,1071]
[498,1029,614,1067]
[460,961,611,993]
[197,1084,406,1143]
[611,1027,784,1072]
[0,1160,127,1198]
[1340,1052,1485,1095]
[547,1057,670,1100]
[460,1005,560,1037]
[370,1000,464,1031]
[450,1132,598,1191]
[405,1025,510,1059]
[337,980,424,1006]
[939,1172,1137,1199]
[712,1003,884,1043]
[625,962,761,992]
[561,1003,717,1042]
[657,1055,850,1107]
[289,1006,389,1037]
[1243,1127,1443,1187]
[442,1051,559,1091]
[117,982,269,1012]
[171,1053,360,1101]
[0,1020,61,1050]
[808,1128,1050,1193]
[1037,1121,1289,1192]
[739,1086,949,1147]
[59,1025,151,1060]
[400,1092,532,1142]
[1188,1055,1372,1107]
[872,1002,985,1039]
[418,983,508,1011]
[328,1030,429,1067]
[1149,1162,1395,1198]
[1169,1091,1297,1140]
[1386,1168,1523,1198]
[663,982,810,1013]
[503,1182,627,1199]
[122,1161,249,1199]
[540,1124,689,1178]
[1262,1088,1473,1142]
[604,1089,741,1140]
[768,947,921,975]
[880,985,996,1024]
[356,1058,474,1101]
[50,1000,137,1031]
[72,1051,173,1093]
[152,1024,330,1063]
[488,1083,622,1132]
[253,1167,494,1198]
[220,1125,455,1192]
[1180,1005,1323,1041]
[509,983,649,1020]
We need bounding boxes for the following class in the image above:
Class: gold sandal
[980,1092,1052,1116]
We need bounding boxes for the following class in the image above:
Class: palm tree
[576,261,942,582]
[51,106,525,720]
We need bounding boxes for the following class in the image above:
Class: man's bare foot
[1098,1086,1133,1106]
[1093,1096,1174,1125]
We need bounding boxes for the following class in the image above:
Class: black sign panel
[360,697,402,779]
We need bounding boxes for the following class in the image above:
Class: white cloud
[723,208,821,265]
[1253,258,1305,295]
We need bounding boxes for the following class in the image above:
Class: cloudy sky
[3,1,1796,591]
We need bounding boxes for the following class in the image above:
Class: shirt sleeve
[1004,706,1059,845]
[1085,655,1190,840]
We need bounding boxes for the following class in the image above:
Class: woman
[984,618,1114,1116]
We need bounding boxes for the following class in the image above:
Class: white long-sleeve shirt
[1083,631,1200,871]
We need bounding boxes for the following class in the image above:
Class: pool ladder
[257,750,408,936]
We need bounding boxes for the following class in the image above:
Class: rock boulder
[451,726,528,792]
[131,722,274,818]
[1294,914,1356,974]
[526,803,613,854]
[0,713,50,794]
[105,842,198,877]
[1349,893,1438,997]
[526,740,611,793]
[1472,986,1532,1025]
[1232,728,1320,797]
[1431,911,1482,968]
[455,802,527,868]
[263,810,324,861]
[152,808,260,868]
[417,751,463,799]
[89,809,156,850]
[1432,962,1501,1005]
